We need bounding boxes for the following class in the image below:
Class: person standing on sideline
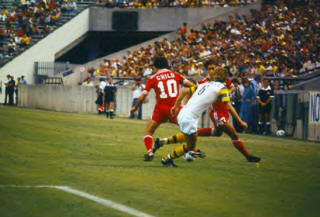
[7,75,15,105]
[257,79,274,135]
[96,78,106,114]
[104,77,117,119]
[130,56,194,161]
[4,74,10,105]
[239,78,256,132]
[230,78,242,132]
[130,78,144,119]
[15,77,22,105]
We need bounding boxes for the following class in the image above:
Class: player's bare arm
[130,93,146,113]
[228,85,235,95]
[184,80,195,88]
[171,88,191,117]
[181,79,195,105]
[226,102,248,130]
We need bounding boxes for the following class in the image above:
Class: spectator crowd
[86,0,319,83]
[0,0,79,63]
[0,0,259,64]
[98,0,257,8]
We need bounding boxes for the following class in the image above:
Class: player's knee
[145,127,155,135]
[213,128,223,137]
[230,134,238,140]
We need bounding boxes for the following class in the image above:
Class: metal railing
[34,62,71,76]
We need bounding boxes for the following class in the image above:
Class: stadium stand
[0,0,259,68]
[86,0,319,83]
[0,0,89,67]
[97,0,257,8]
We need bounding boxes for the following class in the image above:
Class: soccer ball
[183,152,195,162]
[276,130,285,137]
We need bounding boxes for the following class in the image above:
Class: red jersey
[197,77,210,84]
[143,69,187,106]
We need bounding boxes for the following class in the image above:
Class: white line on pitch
[0,185,155,217]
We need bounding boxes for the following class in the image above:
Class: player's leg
[223,122,260,163]
[197,110,215,136]
[152,104,183,152]
[197,110,222,137]
[154,105,188,152]
[153,127,214,154]
[143,119,160,161]
[153,110,220,153]
[197,127,215,136]
[153,132,186,153]
[162,112,198,167]
[161,133,197,167]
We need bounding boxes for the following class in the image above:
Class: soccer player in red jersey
[130,56,194,161]
[153,63,260,163]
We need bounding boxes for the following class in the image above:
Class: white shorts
[177,108,198,135]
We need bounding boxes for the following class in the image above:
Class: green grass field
[0,106,320,217]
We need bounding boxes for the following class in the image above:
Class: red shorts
[209,109,229,128]
[151,104,182,124]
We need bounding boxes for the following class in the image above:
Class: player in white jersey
[179,82,227,122]
[161,63,229,167]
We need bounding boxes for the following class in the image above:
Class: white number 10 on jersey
[158,79,178,99]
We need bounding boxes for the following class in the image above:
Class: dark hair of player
[153,56,169,69]
[204,59,217,69]
[232,78,239,83]
[214,66,228,82]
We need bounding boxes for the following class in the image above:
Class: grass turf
[0,106,320,217]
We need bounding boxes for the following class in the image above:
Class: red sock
[232,139,250,158]
[144,135,153,152]
[197,128,214,136]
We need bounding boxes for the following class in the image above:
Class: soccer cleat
[247,155,261,163]
[189,149,206,158]
[152,138,163,153]
[183,152,195,162]
[161,157,178,168]
[143,152,154,161]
